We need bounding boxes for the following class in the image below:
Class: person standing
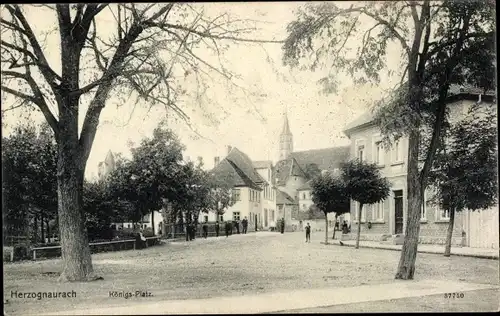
[225,221,230,238]
[280,217,285,234]
[305,222,311,242]
[241,217,248,234]
[215,221,220,237]
[202,222,208,239]
[235,220,240,234]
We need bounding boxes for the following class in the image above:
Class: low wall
[341,233,464,246]
[7,237,163,262]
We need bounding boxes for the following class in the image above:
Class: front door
[264,209,268,227]
[394,190,404,234]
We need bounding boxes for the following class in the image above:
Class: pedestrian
[342,221,348,234]
[225,221,230,238]
[185,223,191,241]
[235,220,240,234]
[305,222,311,242]
[280,217,285,234]
[241,217,248,234]
[215,221,220,237]
[202,222,208,239]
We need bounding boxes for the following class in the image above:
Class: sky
[1,3,404,181]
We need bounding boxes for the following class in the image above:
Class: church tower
[279,109,293,160]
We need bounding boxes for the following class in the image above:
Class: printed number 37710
[444,293,464,298]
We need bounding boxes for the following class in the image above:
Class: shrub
[13,243,30,261]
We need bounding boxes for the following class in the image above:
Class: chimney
[214,156,220,167]
[227,145,233,155]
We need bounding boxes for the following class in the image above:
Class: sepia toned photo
[2,2,498,315]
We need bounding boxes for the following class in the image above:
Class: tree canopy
[2,121,57,239]
[429,104,498,213]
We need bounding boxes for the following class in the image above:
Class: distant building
[98,150,116,181]
[273,110,350,231]
[209,146,275,230]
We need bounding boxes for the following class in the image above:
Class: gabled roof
[298,180,312,191]
[290,146,350,172]
[343,111,376,135]
[253,160,273,169]
[273,157,308,186]
[227,147,265,184]
[276,190,297,205]
[209,147,263,190]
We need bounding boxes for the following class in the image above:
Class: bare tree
[1,4,281,282]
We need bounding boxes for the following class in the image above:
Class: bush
[13,243,30,261]
[3,247,13,262]
[142,228,154,238]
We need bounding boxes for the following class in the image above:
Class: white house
[342,86,497,247]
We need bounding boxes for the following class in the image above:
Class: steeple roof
[281,112,292,135]
[104,150,115,166]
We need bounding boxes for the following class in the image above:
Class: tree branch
[5,5,61,90]
[358,8,411,57]
[144,21,284,44]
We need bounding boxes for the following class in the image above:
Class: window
[357,145,365,162]
[375,141,384,165]
[375,202,384,220]
[420,193,427,221]
[233,212,240,221]
[393,140,403,162]
[354,202,365,222]
[439,209,450,221]
[232,189,241,201]
[204,215,208,222]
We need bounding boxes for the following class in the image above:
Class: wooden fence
[462,208,499,249]
[29,236,161,260]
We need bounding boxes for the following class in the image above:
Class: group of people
[200,217,250,238]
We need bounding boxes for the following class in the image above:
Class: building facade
[343,90,496,246]
[210,146,275,230]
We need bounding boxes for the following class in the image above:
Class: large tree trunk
[444,208,455,257]
[355,204,363,249]
[395,129,422,280]
[324,213,329,244]
[56,141,96,282]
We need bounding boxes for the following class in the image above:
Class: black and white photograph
[2,2,498,315]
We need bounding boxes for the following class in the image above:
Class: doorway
[394,190,404,234]
[264,209,268,227]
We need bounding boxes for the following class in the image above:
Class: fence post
[133,240,136,250]
[32,249,36,261]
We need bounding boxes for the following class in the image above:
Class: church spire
[278,107,293,160]
[281,110,291,134]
